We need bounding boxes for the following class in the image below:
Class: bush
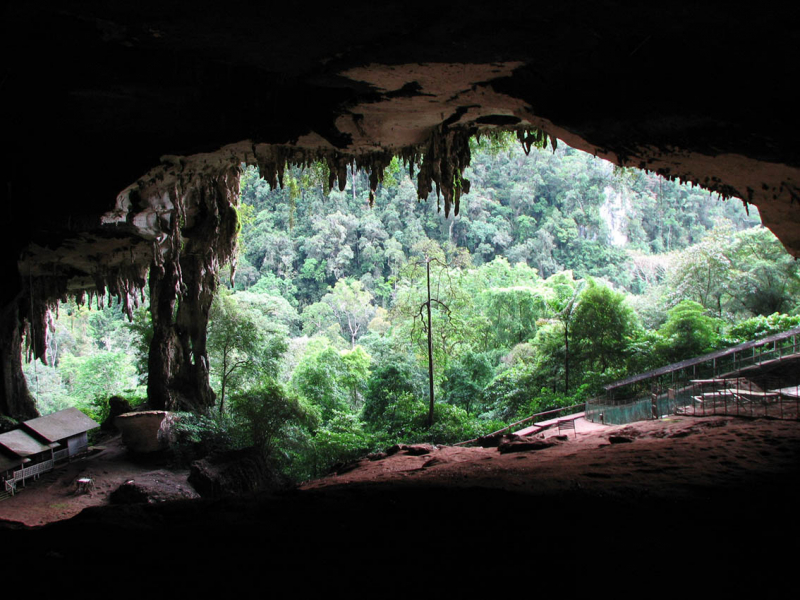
[423,403,485,445]
[230,379,317,458]
[653,300,721,364]
[306,411,376,477]
[361,363,422,429]
[481,365,540,421]
[723,313,800,345]
[168,412,237,464]
[0,416,19,434]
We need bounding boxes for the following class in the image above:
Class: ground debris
[498,438,559,454]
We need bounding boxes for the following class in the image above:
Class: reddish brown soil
[2,414,798,587]
[303,415,800,504]
[0,436,196,527]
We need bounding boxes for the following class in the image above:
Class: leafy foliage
[230,379,316,458]
[24,136,799,485]
[654,300,721,363]
[207,289,288,413]
[571,280,638,373]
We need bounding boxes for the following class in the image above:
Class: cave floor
[2,414,798,587]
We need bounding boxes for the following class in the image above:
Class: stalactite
[145,164,241,412]
[9,124,561,417]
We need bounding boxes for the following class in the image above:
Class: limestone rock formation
[188,448,291,498]
[1,2,798,418]
[115,411,170,454]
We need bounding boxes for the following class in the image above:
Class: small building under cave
[22,407,100,459]
[0,408,99,493]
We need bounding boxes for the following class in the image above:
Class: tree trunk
[147,173,239,413]
[564,324,570,395]
[426,259,435,428]
[0,303,38,420]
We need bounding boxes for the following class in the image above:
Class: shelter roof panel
[0,429,52,457]
[23,408,99,443]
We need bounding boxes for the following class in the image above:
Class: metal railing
[456,402,585,446]
[13,458,54,482]
[587,328,800,425]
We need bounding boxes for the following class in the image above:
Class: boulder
[498,438,559,454]
[188,448,291,499]
[115,411,169,453]
[402,444,434,456]
[109,480,151,505]
[101,396,133,432]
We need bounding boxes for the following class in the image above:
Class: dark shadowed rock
[333,461,362,475]
[402,444,434,456]
[475,435,502,448]
[101,396,133,432]
[498,438,559,454]
[188,448,291,498]
[109,480,151,505]
[608,436,634,444]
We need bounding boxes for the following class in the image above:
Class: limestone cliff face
[1,2,798,418]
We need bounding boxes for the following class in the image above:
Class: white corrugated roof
[23,407,99,442]
[0,429,52,457]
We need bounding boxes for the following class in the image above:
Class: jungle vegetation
[24,135,800,480]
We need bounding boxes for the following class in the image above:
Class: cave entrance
[17,134,799,464]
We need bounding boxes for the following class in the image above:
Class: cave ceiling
[3,1,799,312]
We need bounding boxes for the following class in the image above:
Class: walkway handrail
[604,326,800,392]
[12,458,55,482]
[455,402,586,446]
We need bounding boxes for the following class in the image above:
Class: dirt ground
[2,413,799,586]
[301,414,800,503]
[0,435,196,527]
[3,413,798,527]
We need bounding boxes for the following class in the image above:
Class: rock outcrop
[1,2,798,418]
[188,448,291,498]
[115,411,170,454]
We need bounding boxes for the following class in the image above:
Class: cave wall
[1,1,798,418]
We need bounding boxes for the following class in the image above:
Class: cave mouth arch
[3,9,799,419]
[8,125,789,423]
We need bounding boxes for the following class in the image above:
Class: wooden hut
[0,428,57,491]
[22,407,99,459]
[0,451,23,485]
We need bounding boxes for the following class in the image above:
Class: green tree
[59,352,137,401]
[655,300,720,363]
[571,280,637,374]
[668,225,738,317]
[230,379,316,458]
[291,342,371,422]
[540,272,583,393]
[207,290,287,414]
[723,312,800,345]
[361,361,422,430]
[479,286,547,348]
[322,279,376,348]
[730,227,800,316]
[441,351,494,414]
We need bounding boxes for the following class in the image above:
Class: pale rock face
[601,185,630,248]
[115,411,169,454]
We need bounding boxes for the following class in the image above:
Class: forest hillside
[23,136,800,481]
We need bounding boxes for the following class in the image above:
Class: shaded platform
[588,329,800,425]
[514,413,608,438]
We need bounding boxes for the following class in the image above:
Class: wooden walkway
[514,412,607,438]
